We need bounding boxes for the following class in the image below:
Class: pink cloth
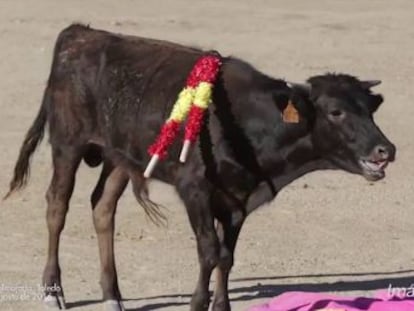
[248,291,414,311]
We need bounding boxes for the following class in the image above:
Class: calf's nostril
[374,145,389,160]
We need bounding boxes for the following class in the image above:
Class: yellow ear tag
[282,100,300,123]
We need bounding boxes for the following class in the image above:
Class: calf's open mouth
[359,158,388,180]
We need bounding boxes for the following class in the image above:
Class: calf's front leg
[177,179,220,311]
[212,212,245,311]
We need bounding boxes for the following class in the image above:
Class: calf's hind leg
[91,161,128,311]
[42,146,82,309]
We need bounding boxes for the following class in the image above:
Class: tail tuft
[106,148,168,226]
[4,94,48,199]
[130,168,168,227]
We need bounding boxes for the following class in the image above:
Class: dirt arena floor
[1,1,414,310]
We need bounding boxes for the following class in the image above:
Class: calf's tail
[4,91,49,199]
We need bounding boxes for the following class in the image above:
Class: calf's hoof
[43,294,66,309]
[190,295,210,311]
[212,299,231,311]
[104,299,125,311]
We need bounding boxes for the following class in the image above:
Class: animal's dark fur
[6,24,395,311]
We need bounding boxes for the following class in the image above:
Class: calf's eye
[329,110,344,118]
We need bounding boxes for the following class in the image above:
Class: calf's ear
[273,82,313,123]
[272,81,314,123]
[289,83,314,121]
[368,94,384,113]
[360,80,383,113]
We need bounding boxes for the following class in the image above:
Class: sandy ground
[1,1,414,310]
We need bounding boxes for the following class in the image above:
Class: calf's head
[291,74,396,181]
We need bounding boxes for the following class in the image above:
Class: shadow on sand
[65,269,414,310]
